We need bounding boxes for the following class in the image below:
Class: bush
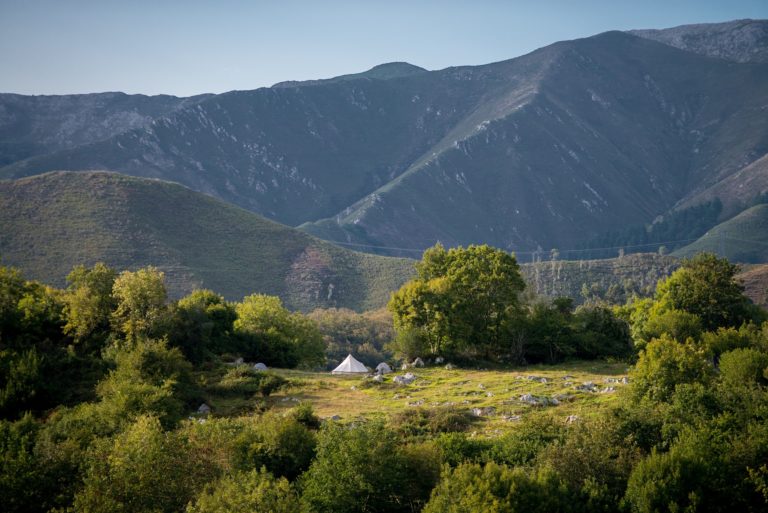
[186,468,300,513]
[390,407,473,437]
[719,348,768,387]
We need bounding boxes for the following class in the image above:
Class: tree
[389,244,526,359]
[423,462,573,513]
[654,253,758,331]
[630,335,713,403]
[300,421,436,513]
[186,468,300,513]
[169,289,236,363]
[63,263,117,351]
[234,295,323,368]
[111,267,168,345]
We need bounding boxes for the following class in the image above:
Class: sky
[1,0,767,97]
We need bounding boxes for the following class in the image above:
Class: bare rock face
[630,19,768,63]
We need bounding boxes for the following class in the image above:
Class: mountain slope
[2,25,768,256]
[630,19,768,63]
[0,92,209,167]
[0,172,414,311]
[673,204,768,263]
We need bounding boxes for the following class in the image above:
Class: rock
[350,386,357,391]
[401,363,409,370]
[502,415,522,422]
[372,374,384,383]
[234,357,244,365]
[407,399,424,406]
[393,372,417,385]
[527,375,548,383]
[412,357,425,368]
[600,387,616,394]
[435,356,445,364]
[253,362,268,371]
[445,363,456,370]
[575,381,597,392]
[375,362,393,374]
[565,415,580,424]
[520,394,558,406]
[486,392,494,397]
[197,403,211,414]
[478,383,486,390]
[328,415,341,421]
[620,377,630,384]
[471,406,496,417]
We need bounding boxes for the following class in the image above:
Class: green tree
[630,335,713,403]
[63,263,117,351]
[111,267,169,345]
[186,468,300,513]
[389,244,526,359]
[234,294,323,368]
[654,253,758,331]
[423,462,573,513]
[169,289,236,363]
[300,421,436,513]
[73,415,217,513]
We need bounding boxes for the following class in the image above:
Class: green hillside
[0,171,415,311]
[673,204,768,263]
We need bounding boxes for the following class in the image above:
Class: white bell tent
[332,354,368,374]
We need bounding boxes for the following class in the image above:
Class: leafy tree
[0,267,26,347]
[233,412,316,480]
[186,468,300,513]
[718,348,768,387]
[73,415,217,513]
[389,244,526,359]
[169,289,236,363]
[300,421,436,513]
[63,263,117,351]
[654,253,758,331]
[572,305,633,359]
[111,267,169,345]
[234,294,323,368]
[423,462,573,513]
[630,335,713,403]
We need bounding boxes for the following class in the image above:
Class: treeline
[1,249,768,512]
[576,199,723,259]
[388,244,634,365]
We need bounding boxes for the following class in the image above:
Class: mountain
[673,204,768,263]
[0,92,209,167]
[0,171,414,311]
[630,19,768,63]
[737,264,768,308]
[2,23,767,257]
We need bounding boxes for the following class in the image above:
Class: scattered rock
[445,363,456,370]
[393,372,417,385]
[527,375,548,383]
[502,415,522,422]
[350,386,357,391]
[407,399,425,407]
[234,357,244,365]
[253,362,268,371]
[372,374,384,383]
[478,383,486,390]
[486,392,494,397]
[328,415,341,421]
[411,357,425,368]
[376,362,393,374]
[600,387,616,394]
[553,394,574,402]
[565,415,580,424]
[435,356,445,364]
[471,406,496,417]
[575,381,598,392]
[197,403,211,414]
[520,394,559,406]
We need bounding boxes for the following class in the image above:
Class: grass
[198,360,631,435]
[0,171,415,311]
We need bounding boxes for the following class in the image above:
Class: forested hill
[1,22,767,256]
[0,171,413,311]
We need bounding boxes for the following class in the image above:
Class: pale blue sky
[1,0,766,96]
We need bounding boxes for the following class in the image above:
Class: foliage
[169,289,236,363]
[235,294,324,368]
[630,335,713,403]
[233,412,316,479]
[423,462,573,513]
[186,468,300,513]
[73,415,218,513]
[308,307,393,368]
[111,267,169,345]
[300,421,438,513]
[654,253,758,331]
[389,244,526,359]
[718,347,768,387]
[62,263,117,351]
